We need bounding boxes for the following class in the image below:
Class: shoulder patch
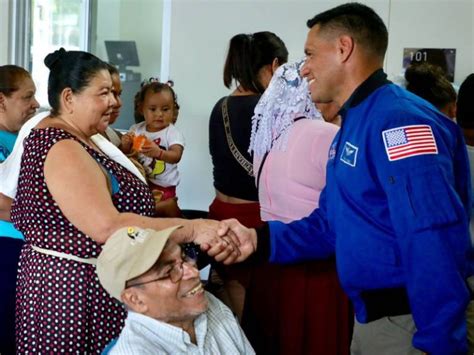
[340,141,358,167]
[382,124,438,161]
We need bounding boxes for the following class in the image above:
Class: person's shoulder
[167,124,182,134]
[110,341,158,355]
[291,119,339,145]
[369,84,457,132]
[111,335,160,355]
[210,96,227,114]
[301,119,339,134]
[229,94,261,108]
[110,315,166,355]
[165,124,185,145]
[26,127,76,148]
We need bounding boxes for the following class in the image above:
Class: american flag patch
[382,124,438,161]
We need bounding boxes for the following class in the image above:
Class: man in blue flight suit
[217,3,473,354]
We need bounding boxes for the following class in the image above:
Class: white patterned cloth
[249,60,322,158]
[90,133,147,183]
[0,111,49,198]
[110,292,255,355]
[103,126,123,147]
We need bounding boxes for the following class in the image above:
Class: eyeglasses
[126,245,199,288]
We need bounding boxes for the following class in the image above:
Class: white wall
[170,0,389,210]
[170,0,474,211]
[1,0,473,210]
[0,0,10,64]
[385,0,473,85]
[93,0,121,60]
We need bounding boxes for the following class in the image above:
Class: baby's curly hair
[134,78,180,124]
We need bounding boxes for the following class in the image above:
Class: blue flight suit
[265,70,472,354]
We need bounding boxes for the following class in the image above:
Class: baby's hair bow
[141,77,175,88]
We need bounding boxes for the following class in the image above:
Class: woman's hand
[216,218,258,263]
[120,132,134,154]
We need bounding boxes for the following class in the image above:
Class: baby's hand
[120,132,134,153]
[140,139,163,159]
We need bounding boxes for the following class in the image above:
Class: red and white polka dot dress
[11,128,156,353]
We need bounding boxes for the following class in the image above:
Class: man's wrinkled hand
[217,218,257,264]
[171,219,241,264]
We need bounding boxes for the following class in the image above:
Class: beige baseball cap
[97,225,182,301]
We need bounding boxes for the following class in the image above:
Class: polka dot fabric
[11,127,156,353]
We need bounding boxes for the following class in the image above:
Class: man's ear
[338,34,355,63]
[271,57,280,74]
[121,288,148,313]
[0,93,6,112]
[446,101,457,120]
[60,87,74,114]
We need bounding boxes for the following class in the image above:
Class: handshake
[171,218,259,265]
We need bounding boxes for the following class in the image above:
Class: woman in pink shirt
[247,61,351,354]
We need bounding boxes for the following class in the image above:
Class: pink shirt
[254,119,339,223]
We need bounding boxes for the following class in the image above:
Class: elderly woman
[11,48,236,353]
[247,61,351,354]
[101,63,123,146]
[0,64,39,354]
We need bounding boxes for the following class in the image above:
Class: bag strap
[256,151,269,190]
[221,97,254,176]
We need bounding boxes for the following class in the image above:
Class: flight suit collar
[339,69,391,119]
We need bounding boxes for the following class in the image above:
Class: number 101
[410,51,428,62]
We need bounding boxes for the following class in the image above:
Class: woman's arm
[0,193,12,221]
[43,140,239,261]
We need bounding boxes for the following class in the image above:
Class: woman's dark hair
[106,63,120,77]
[405,62,456,111]
[0,65,31,97]
[134,80,180,124]
[44,47,109,116]
[223,31,288,93]
[457,74,474,129]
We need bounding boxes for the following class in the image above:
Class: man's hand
[217,218,258,264]
[170,219,242,264]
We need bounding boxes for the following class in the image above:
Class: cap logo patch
[127,227,147,245]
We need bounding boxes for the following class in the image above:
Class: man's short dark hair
[307,2,388,59]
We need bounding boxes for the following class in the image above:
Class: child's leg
[150,184,182,217]
[155,197,181,217]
